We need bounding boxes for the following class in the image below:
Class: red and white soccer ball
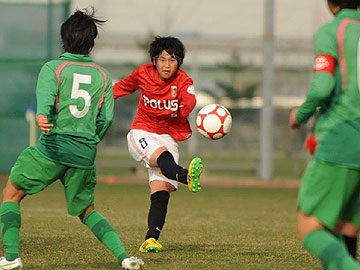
[196,104,232,140]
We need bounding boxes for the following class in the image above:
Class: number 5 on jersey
[70,73,92,118]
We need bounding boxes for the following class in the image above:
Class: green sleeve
[35,63,58,118]
[295,24,337,124]
[314,24,338,58]
[96,74,114,140]
[295,72,335,124]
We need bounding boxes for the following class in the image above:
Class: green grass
[0,179,320,269]
[95,151,308,180]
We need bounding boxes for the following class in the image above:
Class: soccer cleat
[139,237,163,253]
[187,157,203,192]
[121,257,144,270]
[0,257,23,270]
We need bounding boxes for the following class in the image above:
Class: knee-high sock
[1,201,21,261]
[157,151,188,184]
[83,210,128,263]
[145,191,169,240]
[303,229,360,270]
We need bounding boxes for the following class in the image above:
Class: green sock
[83,210,128,263]
[303,229,360,270]
[1,201,21,261]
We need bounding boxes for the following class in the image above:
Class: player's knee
[78,205,95,221]
[341,221,360,237]
[2,179,25,203]
[157,151,177,179]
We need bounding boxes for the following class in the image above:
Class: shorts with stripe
[127,129,179,190]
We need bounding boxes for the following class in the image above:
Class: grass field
[0,178,321,270]
[95,150,308,181]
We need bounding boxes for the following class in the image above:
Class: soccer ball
[196,104,232,140]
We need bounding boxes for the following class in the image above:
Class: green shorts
[298,159,360,230]
[9,147,96,216]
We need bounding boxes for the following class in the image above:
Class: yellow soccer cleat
[187,157,203,192]
[139,238,163,253]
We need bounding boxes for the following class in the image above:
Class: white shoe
[121,256,144,270]
[0,257,22,270]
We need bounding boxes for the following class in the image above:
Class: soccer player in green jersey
[0,9,143,270]
[290,0,360,268]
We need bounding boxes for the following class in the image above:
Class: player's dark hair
[328,0,360,8]
[149,36,185,68]
[61,7,106,55]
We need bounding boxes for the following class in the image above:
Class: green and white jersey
[296,9,360,169]
[35,53,114,168]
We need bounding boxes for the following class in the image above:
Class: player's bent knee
[297,211,324,241]
[78,205,95,221]
[341,221,360,237]
[2,179,26,203]
[149,147,168,167]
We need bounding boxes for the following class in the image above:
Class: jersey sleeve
[96,73,114,140]
[179,78,196,118]
[314,24,338,58]
[295,25,337,124]
[35,63,58,118]
[113,68,140,99]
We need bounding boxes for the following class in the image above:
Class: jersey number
[70,73,92,118]
[139,138,148,149]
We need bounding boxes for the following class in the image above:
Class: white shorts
[127,129,179,190]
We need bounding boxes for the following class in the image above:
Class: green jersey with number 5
[295,9,360,168]
[35,52,114,168]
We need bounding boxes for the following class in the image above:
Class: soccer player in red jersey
[113,36,203,253]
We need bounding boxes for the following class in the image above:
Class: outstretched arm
[113,69,140,99]
[35,63,57,133]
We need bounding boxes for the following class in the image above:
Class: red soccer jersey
[113,63,196,141]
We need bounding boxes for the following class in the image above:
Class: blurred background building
[0,0,332,178]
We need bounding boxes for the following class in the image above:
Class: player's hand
[304,133,317,155]
[289,108,300,129]
[36,115,54,133]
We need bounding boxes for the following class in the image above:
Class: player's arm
[113,68,140,99]
[179,80,196,118]
[35,63,56,133]
[96,74,114,140]
[291,27,336,128]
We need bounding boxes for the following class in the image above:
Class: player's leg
[298,212,359,269]
[150,148,202,192]
[80,206,144,269]
[138,180,172,253]
[297,160,360,269]
[333,221,359,259]
[342,223,359,259]
[127,130,202,192]
[338,176,360,260]
[127,130,201,252]
[63,167,143,269]
[0,147,62,270]
[0,180,26,269]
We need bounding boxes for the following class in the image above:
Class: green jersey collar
[59,52,93,62]
[336,9,360,20]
